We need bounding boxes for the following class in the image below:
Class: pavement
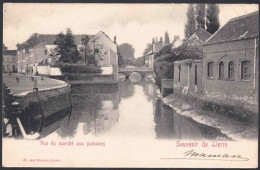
[3,73,67,95]
[163,94,258,141]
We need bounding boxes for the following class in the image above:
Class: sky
[3,3,259,58]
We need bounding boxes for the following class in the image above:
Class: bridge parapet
[119,67,153,72]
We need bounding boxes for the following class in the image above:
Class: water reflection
[154,99,231,140]
[43,82,230,141]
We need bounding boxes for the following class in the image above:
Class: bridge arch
[118,73,126,82]
[144,72,153,82]
[129,72,142,83]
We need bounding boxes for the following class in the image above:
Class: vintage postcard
[2,3,259,168]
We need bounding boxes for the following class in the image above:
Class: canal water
[42,81,230,141]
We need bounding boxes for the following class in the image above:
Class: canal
[42,81,230,141]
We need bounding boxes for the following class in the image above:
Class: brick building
[203,11,259,107]
[3,50,17,73]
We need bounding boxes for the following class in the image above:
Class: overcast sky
[3,3,258,58]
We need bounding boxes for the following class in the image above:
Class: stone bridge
[118,67,154,82]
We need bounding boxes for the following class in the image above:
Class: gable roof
[17,33,95,51]
[205,11,259,45]
[3,50,17,55]
[185,27,212,43]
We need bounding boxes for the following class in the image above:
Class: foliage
[152,38,155,43]
[54,28,81,63]
[80,35,90,64]
[184,4,196,38]
[143,43,153,56]
[153,43,202,87]
[117,46,125,66]
[3,43,7,50]
[195,4,206,30]
[164,31,170,44]
[206,4,220,34]
[56,63,101,74]
[118,43,136,66]
[135,56,145,66]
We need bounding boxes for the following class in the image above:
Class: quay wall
[14,80,72,134]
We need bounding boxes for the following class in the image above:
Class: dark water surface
[42,82,230,140]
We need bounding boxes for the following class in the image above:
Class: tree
[135,56,145,67]
[118,43,135,65]
[3,43,7,50]
[81,35,90,64]
[206,4,220,34]
[143,43,153,56]
[184,4,196,38]
[164,31,170,44]
[54,28,81,63]
[195,4,206,30]
[117,46,125,66]
[152,38,155,43]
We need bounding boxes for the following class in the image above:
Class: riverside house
[202,11,259,110]
[172,11,259,116]
[3,50,17,73]
[16,31,118,75]
[173,28,212,100]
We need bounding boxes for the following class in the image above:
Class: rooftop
[185,27,212,43]
[204,11,259,45]
[3,50,17,55]
[17,33,95,51]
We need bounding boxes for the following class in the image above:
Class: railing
[119,67,153,72]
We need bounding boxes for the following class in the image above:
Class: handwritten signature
[161,149,249,161]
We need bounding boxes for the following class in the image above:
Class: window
[44,50,47,55]
[178,65,181,82]
[12,65,15,71]
[195,65,197,86]
[207,62,213,78]
[241,60,250,80]
[94,48,99,53]
[219,61,224,79]
[7,57,10,62]
[228,61,234,78]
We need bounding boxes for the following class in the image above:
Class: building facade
[172,28,211,99]
[173,59,203,100]
[144,39,167,69]
[3,50,17,73]
[17,31,118,75]
[203,11,259,106]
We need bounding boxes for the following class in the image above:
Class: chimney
[114,36,117,44]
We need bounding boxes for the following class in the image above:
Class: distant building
[16,31,118,74]
[203,11,259,106]
[183,27,212,46]
[3,50,17,73]
[173,59,203,99]
[144,37,169,69]
[173,28,212,98]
